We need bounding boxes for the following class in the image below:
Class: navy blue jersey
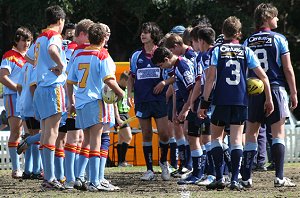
[244,29,289,87]
[130,48,166,104]
[173,57,195,102]
[210,42,260,106]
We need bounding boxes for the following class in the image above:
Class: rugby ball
[247,77,264,95]
[102,84,118,104]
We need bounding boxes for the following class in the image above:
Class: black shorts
[115,113,130,129]
[59,118,79,133]
[135,101,167,119]
[186,111,201,137]
[211,105,247,126]
[25,117,40,130]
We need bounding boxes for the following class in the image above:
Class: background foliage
[1,0,300,115]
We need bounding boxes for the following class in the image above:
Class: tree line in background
[0,0,300,114]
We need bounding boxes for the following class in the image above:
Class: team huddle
[0,2,297,192]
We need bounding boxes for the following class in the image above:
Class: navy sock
[242,142,257,181]
[143,142,153,171]
[191,149,203,178]
[201,147,207,177]
[169,137,178,168]
[177,138,186,168]
[211,145,224,181]
[121,142,129,163]
[117,144,122,163]
[231,145,243,182]
[223,143,232,173]
[185,143,192,170]
[206,150,215,176]
[272,139,285,179]
[159,141,169,163]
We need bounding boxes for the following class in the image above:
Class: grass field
[1,163,300,198]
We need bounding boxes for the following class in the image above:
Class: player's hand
[197,108,207,119]
[178,110,188,122]
[116,117,123,126]
[68,104,76,118]
[153,81,165,95]
[290,93,298,111]
[127,97,134,107]
[50,65,64,76]
[264,99,274,117]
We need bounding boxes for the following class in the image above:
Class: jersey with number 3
[67,46,116,109]
[244,30,288,87]
[210,42,260,106]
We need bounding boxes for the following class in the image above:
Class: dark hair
[88,23,106,45]
[254,3,278,29]
[191,16,212,28]
[197,27,215,45]
[190,25,204,41]
[14,27,33,46]
[45,5,66,26]
[222,16,242,38]
[62,23,75,35]
[141,22,163,45]
[151,47,173,65]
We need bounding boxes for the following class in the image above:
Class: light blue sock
[64,145,76,182]
[31,144,41,174]
[24,144,33,174]
[89,156,100,186]
[8,143,20,171]
[76,154,89,180]
[99,157,107,180]
[26,133,42,145]
[43,146,55,181]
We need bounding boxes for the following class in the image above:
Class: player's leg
[177,111,202,185]
[55,123,67,183]
[167,97,178,170]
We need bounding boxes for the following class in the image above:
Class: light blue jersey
[67,46,116,109]
[34,29,67,87]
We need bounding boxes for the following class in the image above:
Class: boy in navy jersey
[241,3,298,188]
[128,22,174,181]
[198,16,273,190]
[152,47,207,185]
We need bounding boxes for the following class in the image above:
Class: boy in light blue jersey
[198,16,273,191]
[33,5,67,190]
[241,3,298,188]
[0,27,32,179]
[67,22,124,191]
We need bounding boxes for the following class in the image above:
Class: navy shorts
[66,118,80,131]
[211,105,247,126]
[135,101,167,119]
[248,86,289,125]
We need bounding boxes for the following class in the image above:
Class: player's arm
[190,79,201,113]
[16,84,22,95]
[105,78,124,99]
[30,84,36,97]
[48,45,65,76]
[166,84,173,103]
[197,66,215,119]
[178,88,193,122]
[113,103,123,126]
[127,74,134,107]
[282,53,298,110]
[25,55,34,65]
[66,82,76,116]
[252,66,274,116]
[153,75,175,95]
[0,68,17,91]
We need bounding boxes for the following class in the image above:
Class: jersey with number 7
[67,46,116,109]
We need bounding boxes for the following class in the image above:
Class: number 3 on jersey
[254,49,268,72]
[78,63,90,88]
